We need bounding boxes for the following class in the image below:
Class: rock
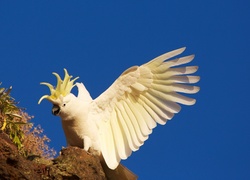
[0,132,106,180]
[49,146,106,180]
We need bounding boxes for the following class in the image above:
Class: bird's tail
[101,162,138,180]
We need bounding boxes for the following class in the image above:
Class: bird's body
[58,90,100,151]
[39,47,200,179]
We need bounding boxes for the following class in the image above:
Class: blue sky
[0,1,249,179]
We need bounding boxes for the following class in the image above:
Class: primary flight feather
[38,47,200,178]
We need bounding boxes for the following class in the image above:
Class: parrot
[38,47,200,179]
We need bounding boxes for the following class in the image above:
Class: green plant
[0,83,56,158]
[0,85,24,149]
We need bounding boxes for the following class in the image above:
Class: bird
[38,47,200,179]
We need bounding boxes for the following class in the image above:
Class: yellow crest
[38,69,79,104]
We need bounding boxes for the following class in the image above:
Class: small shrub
[0,84,56,159]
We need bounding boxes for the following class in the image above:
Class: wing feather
[133,99,157,130]
[154,66,198,79]
[155,91,196,105]
[143,93,174,121]
[152,83,200,94]
[147,89,181,113]
[137,94,167,124]
[115,105,138,151]
[151,55,195,74]
[131,82,147,91]
[110,110,127,159]
[136,97,163,126]
[91,47,200,169]
[145,47,186,68]
[117,102,142,148]
[126,94,152,136]
[123,100,149,142]
[128,96,156,131]
[153,75,200,84]
[99,120,119,169]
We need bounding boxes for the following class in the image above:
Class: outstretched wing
[91,47,200,170]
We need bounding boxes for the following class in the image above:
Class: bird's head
[38,69,79,117]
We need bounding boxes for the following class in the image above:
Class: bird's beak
[52,104,60,116]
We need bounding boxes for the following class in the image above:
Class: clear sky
[1,1,249,179]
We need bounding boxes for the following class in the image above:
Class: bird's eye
[63,103,66,107]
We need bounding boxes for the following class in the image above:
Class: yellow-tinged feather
[164,55,195,67]
[151,55,194,74]
[144,93,174,120]
[110,111,127,159]
[145,47,186,68]
[100,120,119,170]
[123,100,149,142]
[136,97,162,127]
[147,89,181,113]
[116,106,138,151]
[151,83,200,94]
[139,94,168,125]
[137,78,152,87]
[38,68,79,104]
[153,75,200,85]
[154,66,198,80]
[117,102,142,148]
[134,100,157,130]
[127,94,152,135]
[131,82,147,92]
[155,91,196,105]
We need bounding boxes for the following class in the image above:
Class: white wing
[91,47,200,169]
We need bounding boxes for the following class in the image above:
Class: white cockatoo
[38,47,200,179]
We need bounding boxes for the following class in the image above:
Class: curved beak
[52,104,60,116]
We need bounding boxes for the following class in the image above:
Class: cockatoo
[38,47,200,179]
